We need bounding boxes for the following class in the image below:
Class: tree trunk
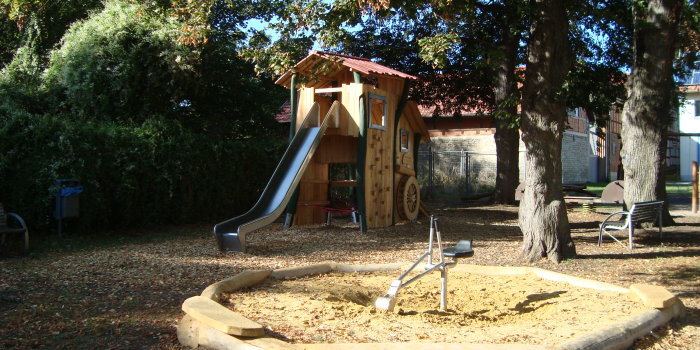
[492,8,521,205]
[621,0,679,225]
[518,0,576,263]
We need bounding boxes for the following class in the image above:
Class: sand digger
[375,216,474,311]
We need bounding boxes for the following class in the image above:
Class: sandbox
[178,263,684,350]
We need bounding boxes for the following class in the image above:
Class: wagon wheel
[396,175,420,221]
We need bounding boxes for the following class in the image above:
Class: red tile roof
[312,51,417,80]
[275,101,291,123]
[276,50,416,87]
[417,103,492,118]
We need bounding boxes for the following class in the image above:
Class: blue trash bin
[54,179,82,236]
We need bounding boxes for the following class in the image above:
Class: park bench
[0,203,29,252]
[597,200,664,250]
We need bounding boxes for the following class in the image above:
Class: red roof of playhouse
[276,51,417,88]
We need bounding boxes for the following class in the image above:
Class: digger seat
[442,240,473,258]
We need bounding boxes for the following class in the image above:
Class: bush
[0,110,285,234]
[42,0,196,121]
[0,0,289,238]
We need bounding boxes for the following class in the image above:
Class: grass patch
[666,183,693,195]
[584,183,606,197]
[584,182,693,196]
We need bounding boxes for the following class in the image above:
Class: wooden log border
[178,263,684,350]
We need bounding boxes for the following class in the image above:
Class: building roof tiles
[276,51,416,87]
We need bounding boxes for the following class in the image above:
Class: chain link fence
[417,150,500,202]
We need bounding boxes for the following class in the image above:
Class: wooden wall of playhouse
[292,75,418,228]
[394,101,423,221]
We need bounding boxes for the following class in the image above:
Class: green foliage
[183,1,287,137]
[334,10,432,73]
[0,110,285,233]
[0,0,291,239]
[0,0,103,61]
[239,0,324,77]
[190,41,286,138]
[562,1,631,124]
[493,95,521,128]
[418,32,459,69]
[0,15,20,67]
[334,7,496,116]
[0,45,45,112]
[0,15,51,115]
[563,61,627,124]
[42,0,197,121]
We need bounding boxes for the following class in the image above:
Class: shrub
[0,110,285,234]
[0,0,289,238]
[42,0,197,121]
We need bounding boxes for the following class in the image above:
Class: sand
[223,268,646,345]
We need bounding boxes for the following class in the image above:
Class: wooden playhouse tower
[276,51,430,230]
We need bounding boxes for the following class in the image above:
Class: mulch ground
[1,203,698,349]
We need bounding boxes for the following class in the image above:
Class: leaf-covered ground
[1,203,698,349]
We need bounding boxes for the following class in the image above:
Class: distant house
[420,99,624,185]
[679,65,700,181]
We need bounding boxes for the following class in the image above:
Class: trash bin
[54,179,82,236]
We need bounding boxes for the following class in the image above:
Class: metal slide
[214,101,338,253]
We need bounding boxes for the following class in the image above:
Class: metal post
[692,161,698,213]
[284,73,300,229]
[440,268,448,310]
[429,150,434,198]
[435,217,444,264]
[434,215,447,310]
[427,216,435,265]
[465,152,471,195]
[288,73,298,142]
[355,71,368,233]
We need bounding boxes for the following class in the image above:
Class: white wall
[561,131,590,184]
[427,131,590,185]
[679,90,700,181]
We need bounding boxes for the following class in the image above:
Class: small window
[695,100,700,118]
[400,129,410,152]
[368,93,386,130]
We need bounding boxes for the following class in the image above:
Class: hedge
[0,109,285,235]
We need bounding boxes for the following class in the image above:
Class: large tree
[621,0,681,224]
[488,0,526,205]
[518,0,576,262]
